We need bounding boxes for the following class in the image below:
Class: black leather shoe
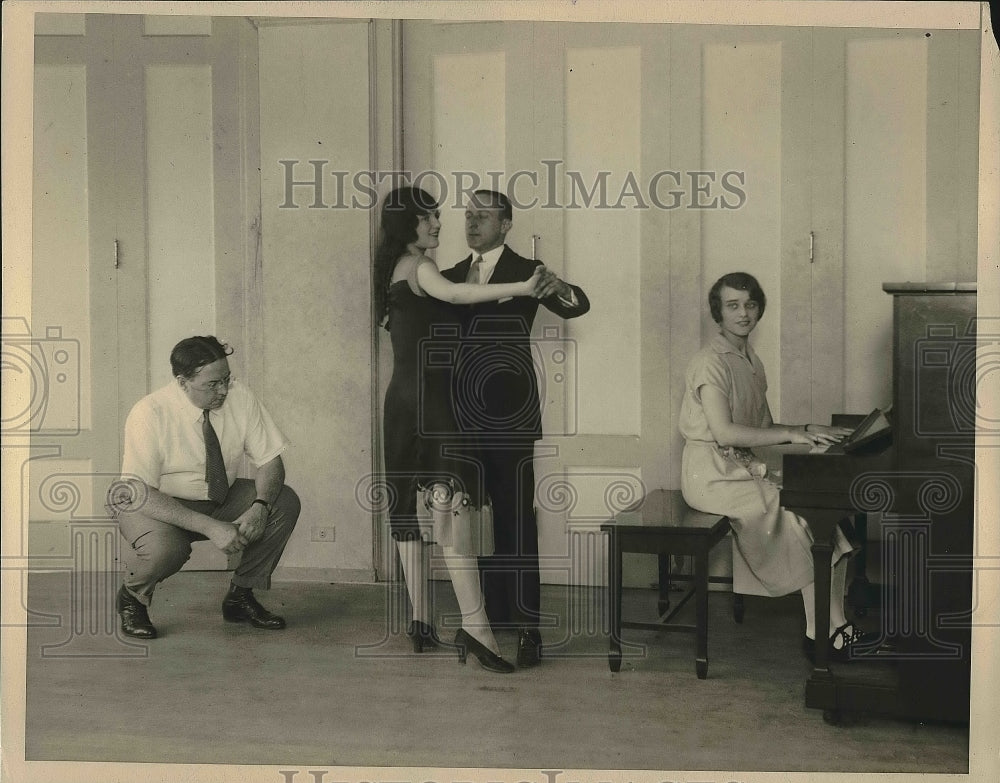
[222,586,286,630]
[455,628,515,673]
[407,620,442,653]
[116,585,157,639]
[516,627,542,668]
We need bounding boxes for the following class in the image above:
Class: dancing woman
[375,186,541,673]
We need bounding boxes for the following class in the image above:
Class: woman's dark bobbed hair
[708,272,767,323]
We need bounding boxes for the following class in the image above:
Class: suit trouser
[477,440,541,629]
[117,478,300,606]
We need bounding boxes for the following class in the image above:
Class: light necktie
[469,255,484,284]
[202,409,229,503]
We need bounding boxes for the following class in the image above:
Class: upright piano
[780,282,977,724]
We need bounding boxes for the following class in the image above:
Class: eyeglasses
[190,375,234,392]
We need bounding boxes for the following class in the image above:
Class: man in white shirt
[110,336,299,639]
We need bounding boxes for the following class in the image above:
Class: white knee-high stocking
[422,485,502,656]
[440,545,501,655]
[801,557,851,640]
[396,538,430,625]
[829,557,850,630]
[427,487,501,656]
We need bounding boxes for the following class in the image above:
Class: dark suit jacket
[442,245,590,440]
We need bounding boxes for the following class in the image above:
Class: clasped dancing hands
[527,264,571,299]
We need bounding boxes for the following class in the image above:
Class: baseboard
[271,566,377,583]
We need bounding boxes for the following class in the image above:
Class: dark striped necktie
[202,409,229,503]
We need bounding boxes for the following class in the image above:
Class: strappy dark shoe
[454,628,515,673]
[406,620,442,653]
[803,623,878,663]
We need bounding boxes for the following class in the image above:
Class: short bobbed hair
[708,272,767,323]
[170,336,233,379]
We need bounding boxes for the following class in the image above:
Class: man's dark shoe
[516,627,542,668]
[116,585,157,639]
[222,585,286,630]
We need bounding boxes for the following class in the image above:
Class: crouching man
[110,336,299,638]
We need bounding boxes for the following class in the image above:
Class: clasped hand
[526,265,570,299]
[208,504,268,555]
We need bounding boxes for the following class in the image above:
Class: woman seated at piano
[679,271,870,662]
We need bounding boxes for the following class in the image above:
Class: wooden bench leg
[657,553,672,616]
[695,547,709,679]
[608,530,623,672]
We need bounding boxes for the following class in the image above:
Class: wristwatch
[252,498,272,514]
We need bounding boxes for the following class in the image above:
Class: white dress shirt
[121,379,289,500]
[466,245,505,284]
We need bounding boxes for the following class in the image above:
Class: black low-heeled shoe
[803,623,879,664]
[454,628,515,673]
[406,620,442,653]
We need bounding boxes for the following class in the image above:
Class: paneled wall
[403,20,982,588]
[21,12,984,589]
[258,20,376,581]
[27,16,385,582]
[27,15,255,571]
[843,38,929,412]
[145,63,218,392]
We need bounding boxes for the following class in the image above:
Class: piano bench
[601,489,735,679]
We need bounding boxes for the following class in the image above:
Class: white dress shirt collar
[470,244,506,284]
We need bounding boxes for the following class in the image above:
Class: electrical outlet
[311,526,335,542]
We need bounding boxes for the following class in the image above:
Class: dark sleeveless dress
[382,280,483,543]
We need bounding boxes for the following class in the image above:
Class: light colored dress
[679,332,854,596]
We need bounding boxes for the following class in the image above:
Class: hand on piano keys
[802,423,854,452]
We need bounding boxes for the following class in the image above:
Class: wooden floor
[18,570,972,776]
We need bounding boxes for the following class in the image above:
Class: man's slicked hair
[170,336,233,379]
[472,189,513,221]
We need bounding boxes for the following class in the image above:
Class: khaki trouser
[116,478,300,606]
